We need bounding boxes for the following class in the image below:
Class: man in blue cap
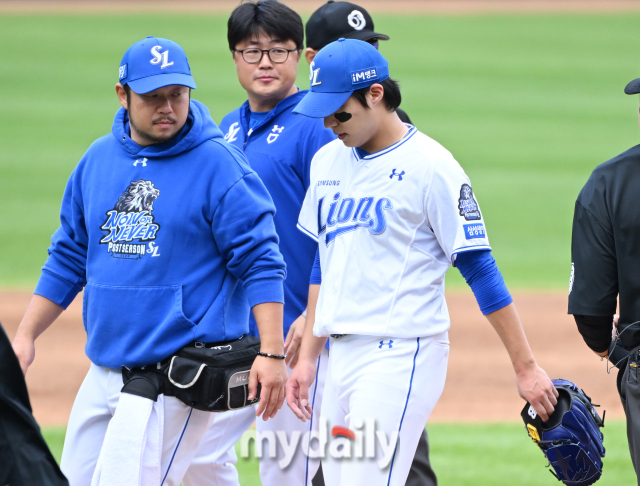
[287,38,557,485]
[12,36,288,485]
[305,6,432,486]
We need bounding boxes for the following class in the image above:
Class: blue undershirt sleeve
[455,249,512,315]
[309,247,322,284]
[308,247,328,350]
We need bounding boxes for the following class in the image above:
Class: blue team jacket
[220,90,335,336]
[35,100,286,369]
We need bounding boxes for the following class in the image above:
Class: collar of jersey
[351,124,417,161]
[239,89,308,134]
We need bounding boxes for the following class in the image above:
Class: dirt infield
[0,290,622,426]
[2,0,640,14]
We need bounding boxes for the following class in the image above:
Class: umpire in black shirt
[303,3,435,486]
[569,74,640,484]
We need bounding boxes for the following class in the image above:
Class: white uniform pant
[182,407,253,486]
[321,334,449,486]
[185,346,329,486]
[60,363,231,486]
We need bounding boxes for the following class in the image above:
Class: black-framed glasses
[234,47,300,64]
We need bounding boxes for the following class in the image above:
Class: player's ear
[305,48,317,65]
[367,84,384,107]
[115,83,128,111]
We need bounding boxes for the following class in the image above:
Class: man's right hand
[286,358,317,421]
[11,294,65,375]
[12,334,36,376]
[284,313,306,368]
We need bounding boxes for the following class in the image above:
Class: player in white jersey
[286,38,559,486]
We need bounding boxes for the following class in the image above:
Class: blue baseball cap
[293,38,389,118]
[118,36,196,94]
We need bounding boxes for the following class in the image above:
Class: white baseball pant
[320,333,449,486]
[60,363,223,486]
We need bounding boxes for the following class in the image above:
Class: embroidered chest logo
[389,169,404,181]
[267,125,284,144]
[134,157,148,167]
[225,122,240,143]
[317,192,393,246]
[100,180,161,259]
[379,340,394,349]
[458,184,481,221]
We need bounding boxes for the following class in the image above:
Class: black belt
[330,334,346,339]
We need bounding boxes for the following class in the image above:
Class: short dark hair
[123,83,131,106]
[351,77,402,112]
[227,0,304,51]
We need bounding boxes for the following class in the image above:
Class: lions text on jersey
[297,126,491,338]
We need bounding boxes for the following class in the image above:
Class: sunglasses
[334,111,352,123]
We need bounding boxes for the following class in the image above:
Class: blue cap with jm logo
[293,38,389,118]
[118,36,196,94]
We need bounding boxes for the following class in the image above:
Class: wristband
[257,351,286,360]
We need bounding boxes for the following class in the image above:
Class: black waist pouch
[122,334,261,412]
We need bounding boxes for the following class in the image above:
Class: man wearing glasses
[181,2,335,486]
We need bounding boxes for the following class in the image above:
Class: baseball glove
[521,379,605,485]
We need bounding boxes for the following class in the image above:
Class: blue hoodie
[220,90,335,336]
[35,100,286,369]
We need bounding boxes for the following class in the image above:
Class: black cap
[306,1,390,50]
[625,78,640,95]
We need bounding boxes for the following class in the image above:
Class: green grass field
[43,421,635,485]
[5,10,640,485]
[1,12,640,289]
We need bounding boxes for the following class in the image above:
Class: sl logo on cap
[347,10,366,30]
[119,63,128,80]
[310,61,322,87]
[150,45,174,69]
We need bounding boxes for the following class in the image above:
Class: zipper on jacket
[243,128,253,151]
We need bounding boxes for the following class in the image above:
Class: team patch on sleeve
[463,223,486,240]
[458,184,481,221]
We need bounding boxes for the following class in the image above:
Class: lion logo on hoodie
[115,180,160,213]
[99,180,161,258]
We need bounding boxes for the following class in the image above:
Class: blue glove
[522,379,605,486]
